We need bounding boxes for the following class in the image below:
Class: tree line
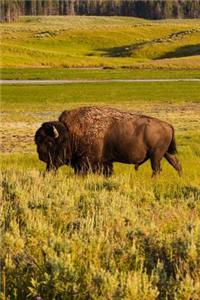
[1,0,200,22]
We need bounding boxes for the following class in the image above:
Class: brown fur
[35,106,182,176]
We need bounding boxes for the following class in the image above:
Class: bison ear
[42,123,59,139]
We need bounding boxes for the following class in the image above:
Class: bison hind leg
[149,149,164,177]
[164,152,182,176]
[135,164,139,171]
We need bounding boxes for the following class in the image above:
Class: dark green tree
[1,0,200,22]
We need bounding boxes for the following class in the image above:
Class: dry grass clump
[1,166,200,299]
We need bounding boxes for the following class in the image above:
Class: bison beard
[35,106,182,177]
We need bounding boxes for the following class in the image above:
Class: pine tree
[1,0,200,22]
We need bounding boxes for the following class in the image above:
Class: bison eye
[36,137,42,144]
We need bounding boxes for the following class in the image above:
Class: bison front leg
[88,162,113,177]
[102,163,113,177]
[74,166,87,176]
[73,162,90,176]
[46,163,58,172]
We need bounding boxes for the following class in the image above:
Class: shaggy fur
[35,106,182,176]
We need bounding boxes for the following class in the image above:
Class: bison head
[35,121,71,171]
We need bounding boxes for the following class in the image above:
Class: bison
[35,106,182,177]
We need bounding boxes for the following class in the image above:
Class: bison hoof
[135,165,139,171]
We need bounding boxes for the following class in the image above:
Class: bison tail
[167,128,177,154]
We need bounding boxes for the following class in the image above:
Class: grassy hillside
[1,16,200,69]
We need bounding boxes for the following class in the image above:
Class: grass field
[1,68,200,80]
[1,15,200,300]
[1,16,200,70]
[1,80,200,299]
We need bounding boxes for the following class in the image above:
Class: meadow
[2,68,200,80]
[1,81,200,300]
[1,16,200,300]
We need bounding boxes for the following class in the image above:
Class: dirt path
[1,79,200,85]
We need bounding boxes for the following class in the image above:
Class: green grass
[1,16,200,69]
[1,68,200,80]
[2,82,200,113]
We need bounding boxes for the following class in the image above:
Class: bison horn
[53,126,59,138]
